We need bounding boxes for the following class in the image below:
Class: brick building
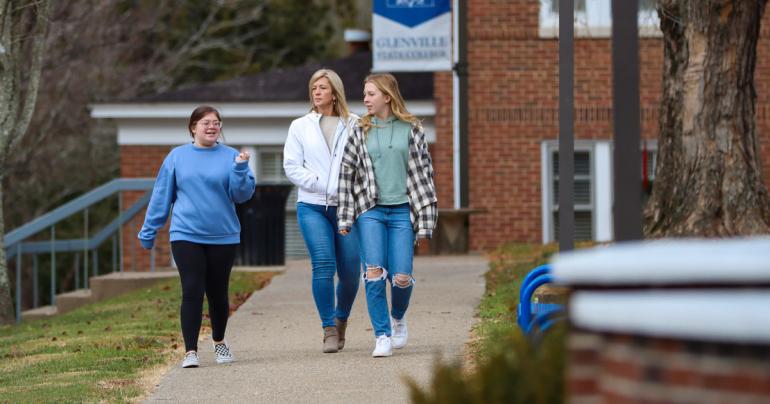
[91,0,770,268]
[433,0,770,250]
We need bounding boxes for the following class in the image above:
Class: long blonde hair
[359,73,420,136]
[308,69,350,120]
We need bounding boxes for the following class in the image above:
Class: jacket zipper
[317,115,346,211]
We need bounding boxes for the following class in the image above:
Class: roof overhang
[90,101,437,146]
[90,101,436,119]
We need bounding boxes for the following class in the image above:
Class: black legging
[171,241,237,352]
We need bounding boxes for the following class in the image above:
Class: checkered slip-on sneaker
[213,341,234,364]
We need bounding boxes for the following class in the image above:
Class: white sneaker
[391,317,408,349]
[213,341,234,364]
[182,351,199,368]
[372,335,393,357]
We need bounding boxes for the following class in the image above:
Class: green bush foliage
[408,327,565,404]
[408,243,566,404]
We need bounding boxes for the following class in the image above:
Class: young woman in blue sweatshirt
[138,105,256,368]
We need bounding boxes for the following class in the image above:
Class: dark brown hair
[188,105,222,138]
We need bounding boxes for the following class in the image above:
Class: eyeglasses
[198,120,222,128]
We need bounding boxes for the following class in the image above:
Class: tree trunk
[0,0,51,324]
[0,173,13,324]
[645,0,770,237]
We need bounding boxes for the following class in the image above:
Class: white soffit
[90,101,436,119]
[94,101,437,146]
[112,116,437,146]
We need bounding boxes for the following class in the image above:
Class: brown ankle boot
[323,326,339,353]
[335,318,348,351]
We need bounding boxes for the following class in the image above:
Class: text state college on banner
[372,0,452,72]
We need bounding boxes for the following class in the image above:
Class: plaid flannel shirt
[337,122,438,239]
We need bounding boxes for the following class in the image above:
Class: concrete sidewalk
[145,255,487,403]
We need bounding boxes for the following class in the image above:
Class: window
[254,148,307,258]
[255,148,297,207]
[548,0,587,13]
[539,0,661,38]
[638,0,659,31]
[542,141,659,243]
[550,149,594,241]
[256,150,288,183]
[539,0,588,36]
[641,145,657,206]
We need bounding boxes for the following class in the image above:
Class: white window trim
[594,142,612,242]
[538,0,662,39]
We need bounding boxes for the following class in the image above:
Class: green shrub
[408,326,565,404]
[407,243,566,404]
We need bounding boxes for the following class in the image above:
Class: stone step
[21,305,58,321]
[89,271,178,302]
[56,289,94,315]
[19,265,285,322]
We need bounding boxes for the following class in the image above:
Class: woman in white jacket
[283,69,361,353]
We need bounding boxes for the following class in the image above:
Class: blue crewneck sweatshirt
[138,142,256,249]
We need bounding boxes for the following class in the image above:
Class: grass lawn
[0,271,277,403]
[470,243,560,359]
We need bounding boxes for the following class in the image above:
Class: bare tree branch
[8,0,49,153]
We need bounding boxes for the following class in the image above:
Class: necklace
[375,118,394,157]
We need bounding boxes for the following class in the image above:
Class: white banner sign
[372,0,453,72]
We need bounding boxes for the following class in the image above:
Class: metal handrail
[4,178,154,248]
[6,193,151,257]
[4,178,155,322]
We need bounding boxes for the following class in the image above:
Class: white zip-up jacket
[283,111,358,206]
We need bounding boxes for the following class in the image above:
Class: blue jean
[297,202,361,328]
[356,203,415,337]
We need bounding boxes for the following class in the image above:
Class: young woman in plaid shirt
[338,73,438,357]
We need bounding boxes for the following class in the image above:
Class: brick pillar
[433,72,455,206]
[566,332,770,403]
[120,145,173,271]
[566,331,602,403]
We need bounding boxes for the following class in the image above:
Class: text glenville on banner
[372,0,452,72]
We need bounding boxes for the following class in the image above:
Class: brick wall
[430,0,770,250]
[433,72,455,206]
[120,145,173,271]
[568,331,770,403]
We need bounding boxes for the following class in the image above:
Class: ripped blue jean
[355,203,415,337]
